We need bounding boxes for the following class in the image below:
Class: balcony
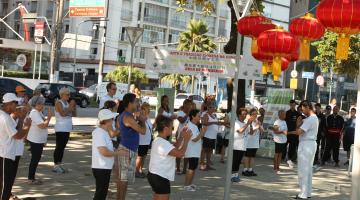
[144,16,167,26]
[170,19,187,29]
[150,0,169,4]
[121,9,133,21]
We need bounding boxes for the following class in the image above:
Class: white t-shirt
[139,119,152,145]
[27,109,48,144]
[0,110,18,160]
[299,114,319,142]
[233,120,248,151]
[92,127,114,169]
[185,122,202,158]
[149,137,176,181]
[204,113,219,139]
[99,94,116,109]
[246,120,260,149]
[272,119,288,144]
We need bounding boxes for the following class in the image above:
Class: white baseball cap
[98,109,119,121]
[2,93,21,103]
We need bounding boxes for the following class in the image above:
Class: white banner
[239,38,263,81]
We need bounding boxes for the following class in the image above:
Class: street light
[72,19,108,85]
[125,26,144,92]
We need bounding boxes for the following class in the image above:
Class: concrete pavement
[12,137,351,200]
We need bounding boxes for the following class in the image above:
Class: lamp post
[125,26,144,92]
[72,19,108,85]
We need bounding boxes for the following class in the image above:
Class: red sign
[69,6,105,17]
[34,21,45,44]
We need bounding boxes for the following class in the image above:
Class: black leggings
[92,168,112,200]
[28,142,44,180]
[232,150,245,173]
[0,157,17,200]
[9,156,21,194]
[54,132,70,164]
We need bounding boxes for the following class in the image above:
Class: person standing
[15,86,29,106]
[231,108,250,183]
[92,109,122,200]
[343,108,356,166]
[294,100,318,199]
[270,110,288,174]
[314,103,326,165]
[53,88,77,173]
[147,116,192,200]
[27,96,52,184]
[285,100,301,168]
[0,93,31,200]
[135,103,153,178]
[322,105,344,167]
[184,109,206,191]
[99,82,117,109]
[243,108,261,176]
[157,95,176,119]
[117,93,146,200]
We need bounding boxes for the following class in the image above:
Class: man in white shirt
[99,82,117,109]
[294,100,319,199]
[0,93,31,200]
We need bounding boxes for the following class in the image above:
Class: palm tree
[161,19,217,93]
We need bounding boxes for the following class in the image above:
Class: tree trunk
[224,1,246,111]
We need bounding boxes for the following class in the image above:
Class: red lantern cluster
[289,13,325,60]
[316,0,360,60]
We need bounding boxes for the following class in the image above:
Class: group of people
[0,86,76,200]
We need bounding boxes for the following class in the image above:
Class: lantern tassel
[251,39,258,54]
[267,62,273,74]
[261,62,269,75]
[336,34,350,60]
[272,57,282,82]
[299,39,310,60]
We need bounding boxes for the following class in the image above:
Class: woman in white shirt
[148,116,192,200]
[135,103,153,178]
[53,87,77,174]
[270,110,288,174]
[92,109,122,200]
[157,95,176,119]
[26,96,52,185]
[243,108,262,177]
[231,108,251,183]
[184,109,206,192]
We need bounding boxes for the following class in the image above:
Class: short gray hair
[59,87,70,97]
[29,96,46,107]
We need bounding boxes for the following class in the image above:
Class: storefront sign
[34,21,45,44]
[69,0,106,17]
[16,54,27,67]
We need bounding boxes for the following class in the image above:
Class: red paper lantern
[316,0,360,60]
[237,9,269,54]
[257,27,300,81]
[281,58,289,71]
[252,50,290,75]
[289,13,325,60]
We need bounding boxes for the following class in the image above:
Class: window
[93,24,99,39]
[168,29,180,44]
[65,24,69,33]
[142,25,166,44]
[30,1,37,13]
[120,27,126,41]
[144,4,168,26]
[140,47,145,59]
[218,20,226,37]
[91,48,98,55]
[170,9,192,29]
[68,86,76,93]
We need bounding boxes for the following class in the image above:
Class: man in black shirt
[322,105,344,167]
[284,100,301,168]
[314,103,326,165]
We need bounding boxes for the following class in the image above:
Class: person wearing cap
[26,96,53,185]
[92,109,123,200]
[284,100,301,168]
[0,93,31,200]
[15,85,28,106]
[99,82,117,109]
[53,87,77,174]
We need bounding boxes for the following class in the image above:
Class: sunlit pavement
[12,137,351,200]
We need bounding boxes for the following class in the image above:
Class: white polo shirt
[149,137,175,181]
[185,122,202,158]
[0,110,18,160]
[99,94,115,109]
[92,127,114,169]
[300,114,318,142]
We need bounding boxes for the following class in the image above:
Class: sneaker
[231,176,241,183]
[28,179,43,185]
[248,171,257,176]
[52,165,66,174]
[287,160,294,169]
[189,184,197,189]
[242,171,250,176]
[276,170,282,175]
[184,185,196,192]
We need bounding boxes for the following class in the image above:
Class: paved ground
[12,137,351,200]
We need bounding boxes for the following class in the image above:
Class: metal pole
[72,26,79,84]
[351,60,360,200]
[1,60,4,77]
[304,78,309,100]
[38,43,43,80]
[33,44,38,79]
[127,44,134,91]
[329,67,333,104]
[97,0,110,85]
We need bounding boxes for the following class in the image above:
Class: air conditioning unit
[89,55,96,60]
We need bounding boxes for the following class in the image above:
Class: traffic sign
[302,71,314,79]
[118,56,126,63]
[69,0,106,17]
[290,78,298,89]
[34,21,45,44]
[316,75,325,86]
[290,70,298,78]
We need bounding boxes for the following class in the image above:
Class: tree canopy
[105,66,147,84]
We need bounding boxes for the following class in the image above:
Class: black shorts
[202,137,216,149]
[138,145,149,157]
[187,157,199,170]
[147,172,170,194]
[245,148,258,157]
[222,139,229,147]
[275,143,286,154]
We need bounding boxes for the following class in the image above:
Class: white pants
[297,140,317,198]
